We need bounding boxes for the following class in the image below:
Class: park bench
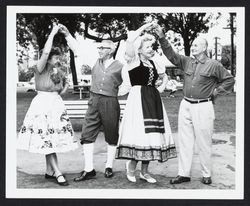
[64,99,127,120]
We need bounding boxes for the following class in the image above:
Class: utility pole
[230,13,235,76]
[223,13,236,77]
[214,37,220,60]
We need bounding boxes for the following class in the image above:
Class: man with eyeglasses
[59,24,126,181]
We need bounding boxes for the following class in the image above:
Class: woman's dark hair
[39,47,62,60]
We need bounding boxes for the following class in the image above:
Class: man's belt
[184,97,211,104]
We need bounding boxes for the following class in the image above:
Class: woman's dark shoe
[104,168,114,178]
[201,177,212,185]
[45,172,56,179]
[56,175,69,186]
[170,175,191,184]
[74,170,96,182]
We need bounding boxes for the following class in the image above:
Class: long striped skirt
[116,86,177,162]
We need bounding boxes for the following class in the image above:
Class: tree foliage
[17,13,85,48]
[16,12,222,85]
[16,13,143,86]
[17,13,86,86]
[18,65,35,82]
[221,45,236,74]
[156,13,221,56]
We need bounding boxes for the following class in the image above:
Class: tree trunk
[113,40,121,59]
[183,36,191,56]
[128,14,141,30]
[69,50,78,90]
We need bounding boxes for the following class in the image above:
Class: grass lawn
[16,89,236,133]
[16,90,236,190]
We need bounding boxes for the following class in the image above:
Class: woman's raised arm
[36,23,60,73]
[125,22,155,63]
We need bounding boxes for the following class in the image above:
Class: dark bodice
[128,60,159,87]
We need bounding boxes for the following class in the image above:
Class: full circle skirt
[17,91,78,154]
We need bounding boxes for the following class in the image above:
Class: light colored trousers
[178,99,215,178]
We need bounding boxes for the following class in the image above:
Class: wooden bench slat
[67,111,87,114]
[64,102,88,105]
[64,99,126,119]
[65,106,89,110]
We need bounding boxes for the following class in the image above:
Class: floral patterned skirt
[17,91,78,154]
[115,86,177,162]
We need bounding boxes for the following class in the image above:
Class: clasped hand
[142,22,165,38]
[50,21,70,36]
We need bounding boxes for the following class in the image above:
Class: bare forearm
[127,23,154,42]
[37,23,59,73]
[36,33,56,73]
[161,73,168,87]
[60,83,69,95]
[157,73,168,93]
[58,23,79,55]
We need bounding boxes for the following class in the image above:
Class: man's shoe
[202,177,212,185]
[104,168,114,178]
[170,175,191,184]
[73,169,96,182]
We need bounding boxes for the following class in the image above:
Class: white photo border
[6,6,245,199]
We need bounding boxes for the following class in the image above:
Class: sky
[201,13,233,49]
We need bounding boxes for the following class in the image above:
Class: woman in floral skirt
[116,23,177,183]
[17,23,78,186]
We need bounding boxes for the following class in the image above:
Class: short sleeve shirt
[34,66,66,92]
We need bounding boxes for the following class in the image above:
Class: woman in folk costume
[115,23,177,183]
[17,23,78,186]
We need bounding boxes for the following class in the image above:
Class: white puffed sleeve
[65,35,83,77]
[118,65,132,96]
[152,53,166,75]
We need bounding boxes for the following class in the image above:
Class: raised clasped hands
[142,22,156,32]
[151,23,165,38]
[142,22,165,38]
[51,22,60,36]
[58,24,70,36]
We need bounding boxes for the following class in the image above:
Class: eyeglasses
[97,46,111,50]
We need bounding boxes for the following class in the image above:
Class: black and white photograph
[5,5,244,199]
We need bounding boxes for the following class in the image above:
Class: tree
[156,13,221,56]
[17,14,85,87]
[221,45,236,75]
[16,13,133,87]
[18,65,35,82]
[17,13,220,86]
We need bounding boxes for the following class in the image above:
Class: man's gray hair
[101,40,116,54]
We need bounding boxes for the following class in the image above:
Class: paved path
[17,132,236,190]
